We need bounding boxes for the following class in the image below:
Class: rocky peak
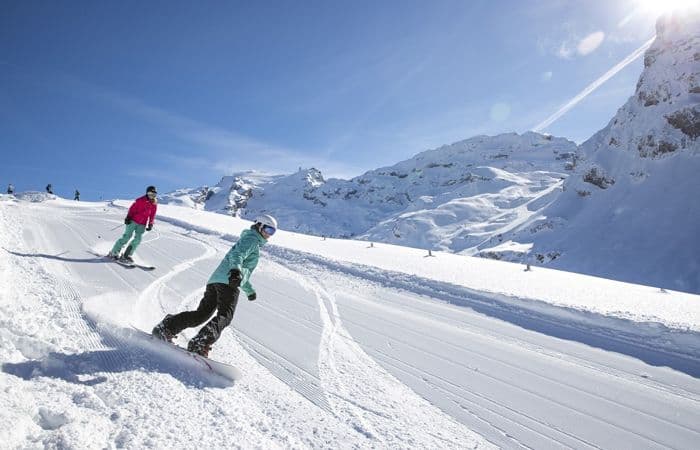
[299,167,325,187]
[483,13,700,292]
[568,12,700,196]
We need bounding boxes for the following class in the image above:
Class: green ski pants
[111,222,146,256]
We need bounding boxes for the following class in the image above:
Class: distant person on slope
[74,189,80,201]
[152,214,277,357]
[7,183,14,194]
[45,184,53,194]
[109,186,158,263]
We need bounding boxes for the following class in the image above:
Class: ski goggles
[261,225,276,236]
[147,191,157,198]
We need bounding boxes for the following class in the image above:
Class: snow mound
[15,192,56,203]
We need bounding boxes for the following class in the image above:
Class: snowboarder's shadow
[2,348,231,389]
[3,248,107,264]
[2,351,113,386]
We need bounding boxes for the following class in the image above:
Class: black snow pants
[164,283,239,346]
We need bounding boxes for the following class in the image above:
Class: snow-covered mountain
[160,172,280,213]
[164,132,578,251]
[163,13,699,293]
[486,13,700,293]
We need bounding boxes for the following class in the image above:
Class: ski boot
[107,251,119,260]
[120,245,134,264]
[152,315,176,343]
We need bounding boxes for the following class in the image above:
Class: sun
[634,0,700,16]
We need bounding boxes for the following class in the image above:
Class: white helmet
[255,214,278,229]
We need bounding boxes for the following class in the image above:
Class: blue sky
[1,0,666,199]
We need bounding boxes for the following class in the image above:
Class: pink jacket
[127,195,157,226]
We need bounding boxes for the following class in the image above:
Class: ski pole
[98,223,122,239]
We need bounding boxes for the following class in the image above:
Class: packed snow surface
[1,196,699,449]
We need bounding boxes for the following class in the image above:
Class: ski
[87,251,155,270]
[127,261,156,271]
[115,258,136,268]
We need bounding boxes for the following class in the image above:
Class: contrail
[533,36,655,133]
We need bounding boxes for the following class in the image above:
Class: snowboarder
[109,186,158,263]
[45,184,53,194]
[74,189,80,201]
[7,183,14,194]
[152,214,277,357]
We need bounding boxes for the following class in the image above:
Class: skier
[152,214,277,357]
[46,184,53,194]
[7,183,14,194]
[109,185,158,263]
[74,189,80,201]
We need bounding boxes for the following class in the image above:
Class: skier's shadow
[3,248,106,264]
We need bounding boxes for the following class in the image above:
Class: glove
[124,217,132,225]
[228,269,242,288]
[146,224,153,231]
[247,293,257,301]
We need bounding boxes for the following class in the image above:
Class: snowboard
[129,326,242,381]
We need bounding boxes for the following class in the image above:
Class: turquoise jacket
[208,228,267,296]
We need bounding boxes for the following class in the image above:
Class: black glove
[124,217,132,225]
[146,224,153,231]
[228,269,242,288]
[247,293,257,301]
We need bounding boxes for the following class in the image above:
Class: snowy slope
[1,196,699,449]
[489,13,700,293]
